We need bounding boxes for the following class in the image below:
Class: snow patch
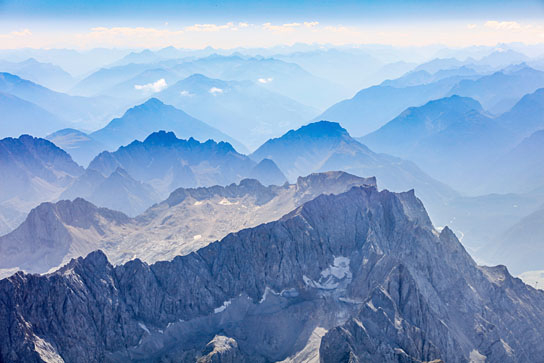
[214,300,232,313]
[138,322,150,334]
[339,297,364,304]
[469,349,486,362]
[219,198,238,205]
[303,256,352,290]
[367,300,377,312]
[259,287,298,303]
[193,234,202,240]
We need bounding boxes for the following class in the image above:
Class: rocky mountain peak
[296,171,377,190]
[2,183,544,362]
[129,97,166,112]
[286,120,349,140]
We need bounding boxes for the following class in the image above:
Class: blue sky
[0,0,543,49]
[2,0,543,22]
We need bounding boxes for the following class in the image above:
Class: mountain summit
[251,120,457,215]
[90,98,245,152]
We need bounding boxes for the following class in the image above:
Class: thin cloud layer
[0,20,543,49]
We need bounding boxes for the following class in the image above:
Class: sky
[0,0,543,49]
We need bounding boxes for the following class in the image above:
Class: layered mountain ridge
[88,130,286,198]
[0,134,83,234]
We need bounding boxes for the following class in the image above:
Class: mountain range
[0,72,123,130]
[251,120,458,216]
[45,128,106,167]
[317,65,544,137]
[447,65,544,114]
[2,182,544,362]
[0,58,74,91]
[155,74,318,149]
[0,171,375,277]
[87,130,286,198]
[90,97,246,153]
[0,135,83,235]
[486,203,544,276]
[361,89,544,194]
[315,74,467,136]
[0,92,67,137]
[72,54,346,110]
[60,167,161,217]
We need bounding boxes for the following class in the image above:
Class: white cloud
[209,87,223,95]
[134,78,167,93]
[185,22,235,32]
[78,27,184,48]
[257,77,273,84]
[262,22,301,32]
[0,29,32,39]
[304,22,319,28]
[484,21,522,30]
[1,19,543,50]
[323,25,350,33]
[180,90,193,97]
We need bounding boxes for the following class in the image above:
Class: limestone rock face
[1,185,544,362]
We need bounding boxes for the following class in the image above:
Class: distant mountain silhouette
[0,135,83,234]
[156,73,318,149]
[46,128,106,167]
[61,167,160,216]
[360,95,508,189]
[0,72,122,129]
[0,92,67,137]
[88,130,286,198]
[0,58,74,91]
[90,98,246,153]
[447,66,544,114]
[251,121,457,215]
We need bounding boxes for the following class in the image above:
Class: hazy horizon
[1,0,543,49]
